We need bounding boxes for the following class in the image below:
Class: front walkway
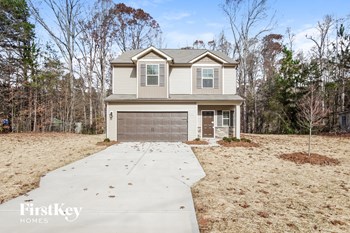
[0,142,206,233]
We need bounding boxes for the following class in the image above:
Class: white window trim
[202,68,214,88]
[146,64,159,86]
[222,110,230,127]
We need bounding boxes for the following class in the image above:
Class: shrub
[195,137,200,141]
[104,138,111,142]
[231,137,241,142]
[222,137,252,143]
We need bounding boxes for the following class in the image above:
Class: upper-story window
[202,68,214,88]
[146,64,159,86]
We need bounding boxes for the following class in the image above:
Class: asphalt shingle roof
[111,48,237,64]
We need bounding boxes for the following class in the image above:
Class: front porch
[197,104,241,139]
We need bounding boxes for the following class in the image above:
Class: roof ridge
[111,47,237,64]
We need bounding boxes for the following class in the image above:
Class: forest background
[0,0,349,134]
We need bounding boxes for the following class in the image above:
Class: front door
[202,111,214,138]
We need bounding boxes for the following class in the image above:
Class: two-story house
[105,46,243,141]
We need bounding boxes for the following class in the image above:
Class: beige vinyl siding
[106,103,197,141]
[223,67,236,94]
[113,67,137,94]
[138,61,167,98]
[106,104,116,141]
[192,66,222,94]
[195,56,220,64]
[169,67,191,94]
[140,51,164,59]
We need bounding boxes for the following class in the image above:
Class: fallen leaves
[257,211,269,218]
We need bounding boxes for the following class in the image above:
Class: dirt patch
[185,140,209,145]
[192,134,350,233]
[280,152,340,166]
[217,140,259,147]
[0,133,107,204]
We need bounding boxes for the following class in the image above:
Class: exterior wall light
[109,111,113,120]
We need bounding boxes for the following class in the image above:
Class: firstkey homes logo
[20,203,82,224]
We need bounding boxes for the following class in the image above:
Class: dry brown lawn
[1,133,349,232]
[0,133,107,204]
[192,134,350,233]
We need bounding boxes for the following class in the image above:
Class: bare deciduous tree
[306,15,334,116]
[29,0,82,131]
[221,0,274,132]
[109,3,162,52]
[207,30,233,55]
[298,84,328,156]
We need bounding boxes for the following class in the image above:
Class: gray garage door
[117,112,188,142]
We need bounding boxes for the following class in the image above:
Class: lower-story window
[222,110,230,126]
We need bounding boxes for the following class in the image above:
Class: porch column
[235,104,241,139]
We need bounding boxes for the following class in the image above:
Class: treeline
[0,0,161,133]
[186,1,350,134]
[1,0,349,134]
[220,1,350,134]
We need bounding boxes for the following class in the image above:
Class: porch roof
[105,94,244,103]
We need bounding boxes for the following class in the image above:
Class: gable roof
[131,46,173,62]
[188,51,228,63]
[111,47,238,65]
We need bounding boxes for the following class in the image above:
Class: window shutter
[196,68,202,89]
[140,64,146,86]
[214,68,219,89]
[217,110,222,127]
[159,64,165,87]
[230,110,234,127]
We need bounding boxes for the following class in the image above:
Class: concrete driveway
[0,142,206,233]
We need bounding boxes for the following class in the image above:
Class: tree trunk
[33,88,37,132]
[308,125,312,156]
[68,54,75,132]
[100,52,106,130]
[50,99,53,131]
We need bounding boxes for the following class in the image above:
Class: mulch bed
[217,140,259,147]
[280,152,340,166]
[96,141,118,146]
[185,140,209,145]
